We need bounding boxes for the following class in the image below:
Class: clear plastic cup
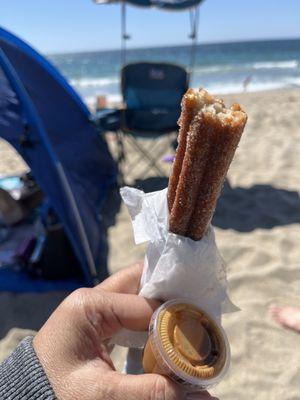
[142,299,230,390]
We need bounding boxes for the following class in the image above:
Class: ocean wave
[77,70,300,105]
[84,81,285,103]
[193,60,299,75]
[193,65,229,74]
[283,76,300,87]
[192,77,300,96]
[252,60,299,69]
[193,64,244,74]
[81,78,299,105]
[70,77,119,88]
[70,59,299,93]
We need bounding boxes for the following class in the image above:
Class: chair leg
[125,136,166,177]
[141,140,169,175]
[137,142,169,178]
[125,139,164,176]
[129,138,165,176]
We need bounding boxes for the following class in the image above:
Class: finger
[96,261,143,294]
[108,292,160,331]
[111,372,184,400]
[90,291,160,337]
[110,372,217,400]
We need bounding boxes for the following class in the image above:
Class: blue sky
[1,0,300,54]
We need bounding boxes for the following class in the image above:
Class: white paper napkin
[112,187,237,348]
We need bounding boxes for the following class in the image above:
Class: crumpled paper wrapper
[112,186,237,348]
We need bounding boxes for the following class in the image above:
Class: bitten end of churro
[184,88,247,128]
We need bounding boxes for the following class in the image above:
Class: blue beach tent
[0,27,118,285]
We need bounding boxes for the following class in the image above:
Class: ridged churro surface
[167,90,202,212]
[168,88,247,240]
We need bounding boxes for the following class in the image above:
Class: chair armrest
[90,109,121,132]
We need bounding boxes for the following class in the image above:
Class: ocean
[49,39,300,106]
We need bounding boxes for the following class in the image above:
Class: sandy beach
[1,88,300,399]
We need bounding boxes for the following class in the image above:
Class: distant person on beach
[243,75,252,92]
[0,262,217,400]
[269,306,300,333]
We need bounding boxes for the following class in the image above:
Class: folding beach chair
[118,62,189,179]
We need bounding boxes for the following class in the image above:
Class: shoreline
[48,37,300,57]
[90,85,300,109]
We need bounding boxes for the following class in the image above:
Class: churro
[168,88,247,240]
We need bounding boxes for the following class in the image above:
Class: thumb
[111,372,185,400]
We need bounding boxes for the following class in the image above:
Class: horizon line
[48,36,300,56]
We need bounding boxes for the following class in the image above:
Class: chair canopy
[121,62,188,133]
[0,27,117,284]
[94,0,203,71]
[94,0,203,10]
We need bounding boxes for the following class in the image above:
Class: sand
[0,141,28,176]
[1,88,300,399]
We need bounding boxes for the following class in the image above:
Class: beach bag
[0,188,24,225]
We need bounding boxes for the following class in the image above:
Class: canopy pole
[121,1,130,65]
[188,5,200,79]
[55,162,99,282]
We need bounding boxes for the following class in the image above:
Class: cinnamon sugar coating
[168,88,247,240]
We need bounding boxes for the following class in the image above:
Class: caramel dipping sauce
[142,300,230,390]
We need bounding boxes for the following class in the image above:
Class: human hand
[34,262,218,400]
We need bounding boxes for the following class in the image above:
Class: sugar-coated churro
[167,90,203,212]
[168,88,247,240]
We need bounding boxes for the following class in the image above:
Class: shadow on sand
[133,176,169,192]
[128,177,300,232]
[213,180,300,232]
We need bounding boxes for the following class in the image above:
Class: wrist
[0,336,56,400]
